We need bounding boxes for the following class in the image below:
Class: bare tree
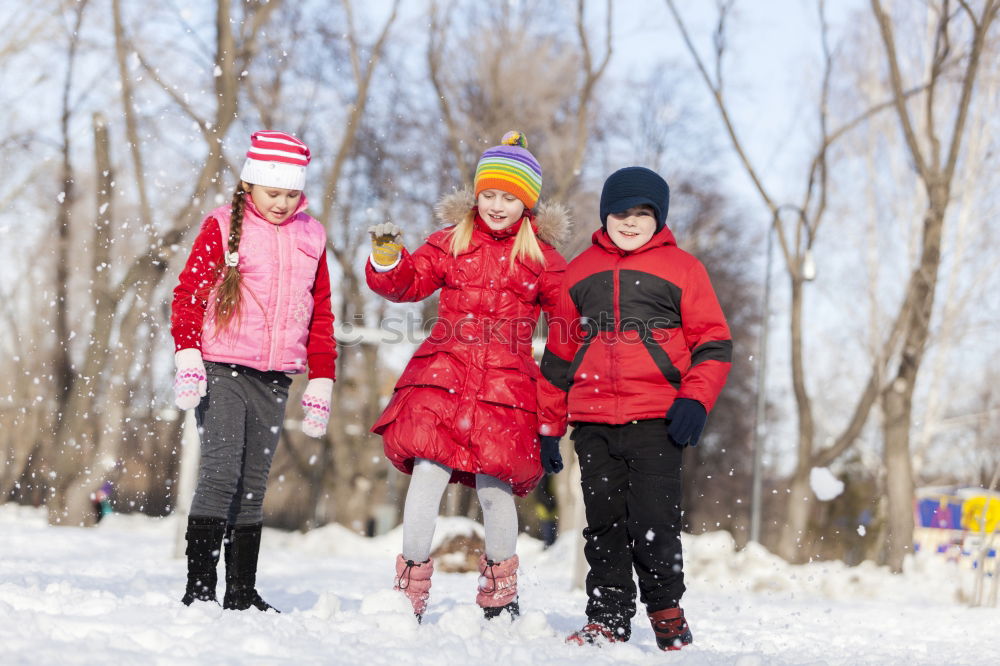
[666,0,999,570]
[428,0,612,202]
[47,0,93,525]
[44,0,286,525]
[869,0,999,571]
[665,0,911,561]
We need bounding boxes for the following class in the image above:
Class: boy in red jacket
[539,167,731,651]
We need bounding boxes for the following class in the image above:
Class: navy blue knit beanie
[599,166,670,232]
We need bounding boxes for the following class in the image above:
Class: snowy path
[1,505,996,665]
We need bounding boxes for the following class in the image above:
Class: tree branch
[942,0,999,183]
[552,0,613,202]
[427,0,469,179]
[664,0,777,215]
[112,0,151,224]
[870,0,932,181]
[320,0,401,214]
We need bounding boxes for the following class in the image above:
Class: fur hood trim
[434,188,572,247]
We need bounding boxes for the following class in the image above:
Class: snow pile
[684,530,966,604]
[0,504,997,665]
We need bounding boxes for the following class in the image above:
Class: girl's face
[248,184,302,224]
[607,205,657,251]
[477,189,526,231]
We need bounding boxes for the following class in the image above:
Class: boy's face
[477,188,526,231]
[248,184,302,224]
[606,205,656,251]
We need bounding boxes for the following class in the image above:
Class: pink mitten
[173,349,207,410]
[301,378,333,438]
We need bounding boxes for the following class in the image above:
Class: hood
[434,188,571,247]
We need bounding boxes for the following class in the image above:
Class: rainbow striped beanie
[474,131,542,209]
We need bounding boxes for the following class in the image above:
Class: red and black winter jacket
[538,226,732,435]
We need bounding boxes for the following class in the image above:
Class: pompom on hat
[240,130,311,190]
[474,131,542,209]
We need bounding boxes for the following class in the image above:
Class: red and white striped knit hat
[240,130,311,190]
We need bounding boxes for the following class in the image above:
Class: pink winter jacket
[172,197,335,377]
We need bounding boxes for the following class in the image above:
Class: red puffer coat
[366,191,569,496]
[539,225,732,433]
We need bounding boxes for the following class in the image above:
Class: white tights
[401,458,517,563]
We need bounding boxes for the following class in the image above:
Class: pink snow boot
[394,554,433,621]
[476,553,519,620]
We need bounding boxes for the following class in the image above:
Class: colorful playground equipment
[914,486,999,574]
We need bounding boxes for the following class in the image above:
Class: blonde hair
[447,209,546,269]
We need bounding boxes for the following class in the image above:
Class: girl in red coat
[365,132,569,621]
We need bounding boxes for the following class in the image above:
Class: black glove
[666,398,707,448]
[539,435,564,474]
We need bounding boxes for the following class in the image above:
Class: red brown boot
[566,622,628,646]
[648,607,693,650]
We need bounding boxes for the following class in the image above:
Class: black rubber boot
[223,522,280,612]
[181,515,226,606]
[483,600,520,620]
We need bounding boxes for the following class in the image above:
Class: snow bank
[1,505,996,665]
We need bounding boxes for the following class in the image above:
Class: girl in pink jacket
[170,131,337,612]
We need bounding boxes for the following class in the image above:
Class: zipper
[268,223,286,369]
[611,252,622,418]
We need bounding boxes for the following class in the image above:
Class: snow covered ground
[1,503,997,665]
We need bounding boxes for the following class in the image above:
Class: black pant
[574,419,685,635]
[191,362,291,525]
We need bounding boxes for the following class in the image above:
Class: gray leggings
[190,362,291,525]
[402,458,518,563]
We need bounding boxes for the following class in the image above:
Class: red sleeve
[536,249,571,436]
[677,260,732,411]
[306,250,337,380]
[365,240,447,303]
[170,216,224,352]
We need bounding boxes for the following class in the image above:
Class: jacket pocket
[479,367,537,413]
[395,345,464,392]
[296,240,322,260]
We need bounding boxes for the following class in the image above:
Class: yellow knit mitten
[368,222,403,267]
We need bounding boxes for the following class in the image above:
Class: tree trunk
[48,110,115,526]
[777,278,817,562]
[778,463,813,562]
[881,199,945,571]
[881,383,915,571]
